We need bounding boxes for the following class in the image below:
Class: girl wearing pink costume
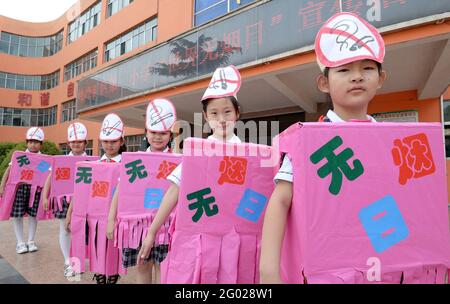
[107,98,177,284]
[42,122,89,278]
[259,12,387,283]
[0,127,45,255]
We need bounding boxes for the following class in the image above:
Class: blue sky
[0,0,78,22]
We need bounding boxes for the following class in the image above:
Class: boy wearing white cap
[0,127,45,254]
[138,66,244,274]
[259,12,387,283]
[106,98,177,284]
[42,122,88,278]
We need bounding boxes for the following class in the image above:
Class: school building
[0,0,450,200]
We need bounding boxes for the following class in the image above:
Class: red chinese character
[342,0,363,15]
[218,156,248,185]
[18,94,32,107]
[271,14,283,26]
[92,181,110,198]
[67,82,75,97]
[55,168,71,181]
[156,161,178,179]
[245,21,263,49]
[20,169,34,181]
[299,1,327,30]
[383,0,407,9]
[392,133,436,185]
[40,92,50,106]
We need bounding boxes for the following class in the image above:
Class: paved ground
[0,219,141,284]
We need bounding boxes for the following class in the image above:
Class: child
[0,127,45,254]
[259,12,387,283]
[42,122,88,278]
[137,66,242,273]
[66,114,126,284]
[106,98,177,284]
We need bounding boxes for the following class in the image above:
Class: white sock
[59,219,71,264]
[12,217,24,244]
[27,217,38,242]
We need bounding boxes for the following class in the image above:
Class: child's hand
[65,216,71,232]
[137,232,155,265]
[106,218,115,240]
[43,198,49,212]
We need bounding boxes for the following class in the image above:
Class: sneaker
[64,264,75,278]
[16,243,28,254]
[27,241,38,252]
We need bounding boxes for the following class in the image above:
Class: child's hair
[202,96,240,114]
[118,142,127,154]
[323,61,383,111]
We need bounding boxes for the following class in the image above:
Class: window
[64,49,98,81]
[0,30,63,57]
[0,70,59,91]
[0,106,57,126]
[125,134,146,152]
[443,100,450,158]
[194,0,257,26]
[61,99,77,122]
[107,0,134,17]
[68,1,102,44]
[104,17,157,62]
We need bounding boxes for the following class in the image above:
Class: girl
[42,122,88,278]
[106,98,177,284]
[259,12,387,283]
[0,127,45,255]
[66,114,126,284]
[137,66,243,276]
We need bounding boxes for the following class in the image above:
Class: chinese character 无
[187,187,218,223]
[16,155,30,167]
[125,159,148,183]
[310,136,364,195]
[75,167,93,184]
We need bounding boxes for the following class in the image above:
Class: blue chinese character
[359,195,409,253]
[235,189,268,223]
[144,188,164,209]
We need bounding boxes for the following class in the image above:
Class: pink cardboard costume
[48,155,98,213]
[115,152,181,250]
[276,122,450,284]
[70,161,123,275]
[161,138,275,283]
[0,151,53,221]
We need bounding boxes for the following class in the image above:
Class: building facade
[1,0,450,199]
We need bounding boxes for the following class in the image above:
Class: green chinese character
[310,136,364,195]
[75,167,92,184]
[125,159,148,183]
[17,155,30,167]
[187,187,218,223]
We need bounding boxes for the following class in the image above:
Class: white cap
[68,122,88,142]
[315,12,385,72]
[201,65,241,102]
[146,99,177,132]
[100,113,124,141]
[26,127,44,141]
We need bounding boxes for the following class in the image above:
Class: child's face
[26,140,42,153]
[203,97,239,139]
[146,130,171,152]
[69,140,87,155]
[318,60,386,112]
[101,139,123,157]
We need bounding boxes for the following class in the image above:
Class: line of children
[42,122,88,278]
[0,127,45,255]
[106,98,177,284]
[259,12,387,283]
